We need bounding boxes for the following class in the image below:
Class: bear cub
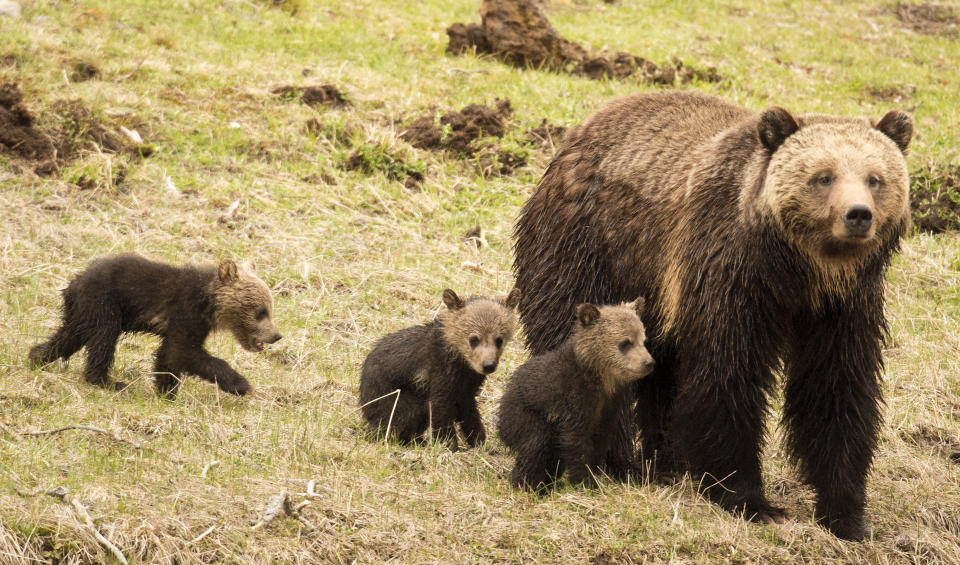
[29,254,282,396]
[359,288,520,449]
[499,298,654,490]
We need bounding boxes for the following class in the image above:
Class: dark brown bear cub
[29,254,281,396]
[359,288,519,448]
[499,299,654,490]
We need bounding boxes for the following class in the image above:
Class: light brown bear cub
[499,298,654,490]
[359,288,519,449]
[29,254,281,396]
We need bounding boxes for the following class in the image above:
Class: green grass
[2,0,960,562]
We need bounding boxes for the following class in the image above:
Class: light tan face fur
[574,298,655,395]
[213,259,282,352]
[758,121,910,267]
[439,288,519,376]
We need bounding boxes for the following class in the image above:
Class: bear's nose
[843,205,873,235]
[482,361,498,374]
[270,333,282,343]
[643,357,656,370]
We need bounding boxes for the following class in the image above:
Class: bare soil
[910,164,960,233]
[272,84,348,108]
[893,2,960,35]
[400,99,512,156]
[446,0,720,84]
[525,119,566,150]
[0,83,57,173]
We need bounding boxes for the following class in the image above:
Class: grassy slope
[1,0,959,562]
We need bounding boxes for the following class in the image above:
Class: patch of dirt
[400,99,512,156]
[446,0,720,85]
[272,84,348,109]
[910,164,960,233]
[476,145,528,177]
[893,2,960,36]
[900,423,960,463]
[864,84,917,103]
[69,60,102,82]
[525,119,566,150]
[0,83,150,175]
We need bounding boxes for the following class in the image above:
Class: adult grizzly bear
[30,254,282,396]
[513,91,912,540]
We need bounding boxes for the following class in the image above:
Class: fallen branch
[201,460,220,478]
[190,525,216,545]
[70,497,128,565]
[21,425,143,450]
[251,491,292,530]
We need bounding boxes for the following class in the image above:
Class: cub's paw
[219,376,251,396]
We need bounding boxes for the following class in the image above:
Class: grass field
[1,0,959,562]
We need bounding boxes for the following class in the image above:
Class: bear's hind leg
[81,316,125,390]
[29,326,84,366]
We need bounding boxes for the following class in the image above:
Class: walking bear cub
[359,288,520,449]
[29,254,282,396]
[499,298,655,490]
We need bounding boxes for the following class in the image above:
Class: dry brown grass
[1,0,960,563]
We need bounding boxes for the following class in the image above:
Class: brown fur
[513,91,911,539]
[498,299,655,490]
[29,254,281,396]
[359,289,519,448]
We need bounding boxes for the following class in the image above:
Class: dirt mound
[910,164,960,233]
[893,2,960,35]
[400,99,512,156]
[525,119,566,149]
[0,83,150,175]
[446,0,720,84]
[272,84,348,108]
[0,83,56,172]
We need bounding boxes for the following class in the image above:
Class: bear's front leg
[559,418,597,487]
[783,304,885,541]
[456,395,486,447]
[426,388,460,450]
[671,351,786,524]
[175,344,251,395]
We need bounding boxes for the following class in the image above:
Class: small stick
[201,460,220,478]
[70,497,128,565]
[190,525,216,545]
[21,425,143,450]
[306,479,316,498]
[384,389,401,445]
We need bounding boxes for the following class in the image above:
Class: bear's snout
[482,360,498,374]
[268,332,282,343]
[843,204,873,236]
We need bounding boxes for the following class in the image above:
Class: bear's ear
[498,288,521,310]
[629,296,646,315]
[757,107,799,153]
[874,110,912,153]
[576,303,601,327]
[218,259,239,284]
[442,289,464,310]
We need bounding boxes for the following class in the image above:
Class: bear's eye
[816,174,834,188]
[867,175,881,189]
[495,337,504,349]
[255,308,268,321]
[469,336,480,348]
[618,339,633,353]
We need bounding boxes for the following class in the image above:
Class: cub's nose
[843,205,873,236]
[482,361,498,374]
[643,357,656,371]
[269,333,282,343]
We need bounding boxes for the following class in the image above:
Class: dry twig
[70,497,128,565]
[21,425,144,450]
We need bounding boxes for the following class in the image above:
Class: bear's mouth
[249,338,266,352]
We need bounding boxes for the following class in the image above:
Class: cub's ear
[874,110,912,153]
[628,296,646,315]
[498,288,521,310]
[240,258,257,274]
[218,259,239,284]
[757,107,799,153]
[576,303,601,327]
[442,289,465,310]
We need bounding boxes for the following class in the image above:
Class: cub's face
[574,298,655,392]
[758,111,912,265]
[440,288,519,376]
[214,260,282,352]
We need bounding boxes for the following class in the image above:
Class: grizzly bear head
[439,288,520,376]
[213,259,282,352]
[573,298,656,395]
[754,107,912,271]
